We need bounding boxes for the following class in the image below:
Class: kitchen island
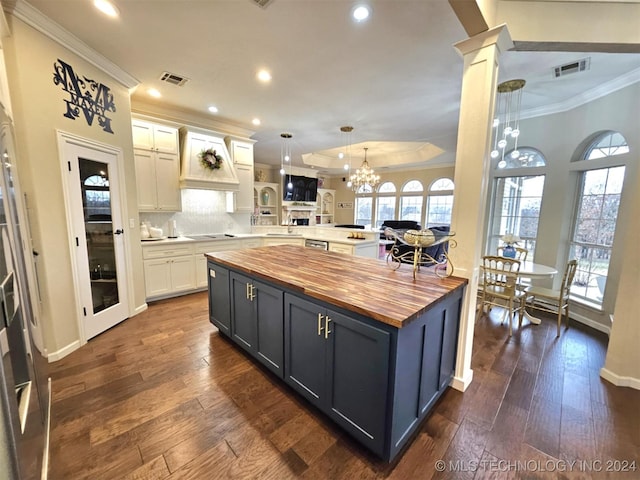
[206,245,467,462]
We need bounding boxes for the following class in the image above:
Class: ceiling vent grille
[159,71,189,87]
[553,57,591,78]
[251,0,275,9]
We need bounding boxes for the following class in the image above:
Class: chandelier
[490,79,526,168]
[349,147,380,192]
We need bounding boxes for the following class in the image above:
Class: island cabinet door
[253,280,284,377]
[325,309,391,457]
[207,262,230,334]
[283,294,328,407]
[230,272,284,378]
[230,272,257,351]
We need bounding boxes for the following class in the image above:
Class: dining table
[517,261,558,325]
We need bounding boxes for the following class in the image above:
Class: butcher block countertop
[206,244,467,328]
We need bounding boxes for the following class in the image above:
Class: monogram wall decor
[53,59,116,134]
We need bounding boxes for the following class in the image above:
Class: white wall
[3,16,146,356]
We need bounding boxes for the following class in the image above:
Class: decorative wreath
[198,148,223,170]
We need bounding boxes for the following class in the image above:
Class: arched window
[354,184,373,228]
[83,173,111,218]
[426,178,454,227]
[377,182,396,194]
[495,147,546,170]
[375,182,396,228]
[584,131,629,160]
[429,178,454,191]
[570,131,628,305]
[488,148,547,258]
[400,180,423,224]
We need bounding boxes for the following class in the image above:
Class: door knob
[113,229,124,235]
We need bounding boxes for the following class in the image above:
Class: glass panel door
[79,158,120,314]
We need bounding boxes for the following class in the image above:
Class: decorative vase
[261,191,270,205]
[502,244,516,258]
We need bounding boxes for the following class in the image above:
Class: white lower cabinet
[263,237,305,247]
[328,243,353,255]
[194,241,237,288]
[142,244,195,299]
[143,255,195,298]
[242,238,262,249]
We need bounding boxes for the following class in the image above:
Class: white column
[601,158,640,389]
[448,25,513,391]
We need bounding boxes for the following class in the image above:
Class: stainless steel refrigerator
[0,105,50,478]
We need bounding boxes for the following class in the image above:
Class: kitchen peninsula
[206,245,467,462]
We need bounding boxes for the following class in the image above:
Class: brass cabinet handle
[325,316,332,339]
[249,283,255,301]
[246,282,250,300]
[317,313,325,336]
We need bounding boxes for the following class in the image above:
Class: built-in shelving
[254,182,279,225]
[315,188,335,225]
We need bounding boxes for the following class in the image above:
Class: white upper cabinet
[226,138,254,166]
[224,137,255,212]
[132,119,181,211]
[132,119,179,154]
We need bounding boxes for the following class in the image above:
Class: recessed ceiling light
[252,118,261,126]
[94,0,120,18]
[257,70,272,83]
[147,88,161,98]
[352,4,371,22]
[208,106,219,113]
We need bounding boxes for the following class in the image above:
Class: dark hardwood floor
[46,292,639,479]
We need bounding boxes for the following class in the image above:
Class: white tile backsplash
[139,189,251,236]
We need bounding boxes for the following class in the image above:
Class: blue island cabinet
[206,258,465,462]
[284,293,391,457]
[207,262,230,334]
[229,271,284,378]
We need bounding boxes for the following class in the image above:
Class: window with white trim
[426,178,454,227]
[375,182,396,228]
[354,184,373,228]
[570,165,626,307]
[399,180,423,225]
[487,148,547,259]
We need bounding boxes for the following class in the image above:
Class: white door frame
[57,131,132,343]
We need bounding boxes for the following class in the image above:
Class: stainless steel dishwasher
[304,239,329,250]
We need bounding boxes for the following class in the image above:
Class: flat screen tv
[283,175,318,202]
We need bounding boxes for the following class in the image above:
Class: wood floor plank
[523,394,561,459]
[432,417,489,480]
[122,454,171,480]
[45,292,640,480]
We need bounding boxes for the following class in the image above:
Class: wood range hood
[179,126,240,191]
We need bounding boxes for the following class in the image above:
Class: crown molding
[521,66,640,119]
[6,0,138,88]
[131,98,256,140]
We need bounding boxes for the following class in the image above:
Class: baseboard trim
[47,340,80,362]
[133,303,148,316]
[600,367,640,390]
[451,368,474,392]
[570,312,611,336]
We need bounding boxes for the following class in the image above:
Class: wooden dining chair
[478,256,527,336]
[497,246,529,261]
[525,259,578,337]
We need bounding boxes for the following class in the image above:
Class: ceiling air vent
[251,0,275,9]
[159,71,189,87]
[553,57,591,78]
